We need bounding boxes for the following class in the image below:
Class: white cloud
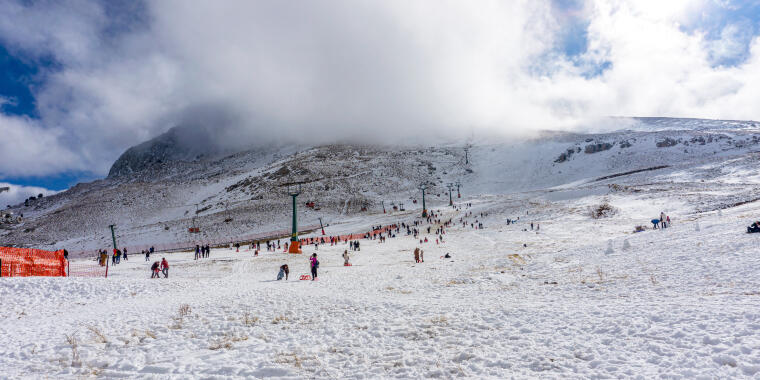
[0,0,759,179]
[0,182,57,208]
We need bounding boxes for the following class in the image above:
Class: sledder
[343,250,351,266]
[748,221,760,234]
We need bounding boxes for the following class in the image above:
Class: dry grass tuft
[208,333,248,350]
[64,333,81,367]
[243,312,260,326]
[430,316,448,325]
[596,266,605,283]
[589,202,618,219]
[272,315,289,324]
[87,325,108,343]
[178,304,191,318]
[275,352,307,368]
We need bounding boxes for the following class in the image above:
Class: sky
[1,0,760,205]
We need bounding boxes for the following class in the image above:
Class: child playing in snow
[151,261,161,278]
[277,264,289,280]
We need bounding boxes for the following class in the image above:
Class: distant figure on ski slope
[420,249,424,262]
[161,258,169,278]
[235,243,240,252]
[343,250,350,266]
[123,247,128,261]
[150,261,161,278]
[531,222,534,230]
[149,246,154,254]
[652,219,660,229]
[414,247,420,263]
[144,249,150,261]
[310,253,319,280]
[195,245,200,260]
[277,264,289,280]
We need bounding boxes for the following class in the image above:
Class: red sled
[344,263,352,266]
[300,275,311,281]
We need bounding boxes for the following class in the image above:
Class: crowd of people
[87,203,479,281]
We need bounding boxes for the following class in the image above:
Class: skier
[414,247,420,263]
[343,250,350,266]
[277,264,289,280]
[123,247,128,261]
[150,261,161,278]
[310,253,319,280]
[144,249,150,261]
[160,258,169,278]
[195,245,200,260]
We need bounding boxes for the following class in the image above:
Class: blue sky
[1,0,760,203]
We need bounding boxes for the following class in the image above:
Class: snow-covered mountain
[3,117,759,254]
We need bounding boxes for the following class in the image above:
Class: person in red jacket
[160,258,169,278]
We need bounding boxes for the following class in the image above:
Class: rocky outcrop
[584,142,613,154]
[108,125,221,178]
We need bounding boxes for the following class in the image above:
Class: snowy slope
[1,187,759,378]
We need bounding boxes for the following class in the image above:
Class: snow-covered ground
[2,188,759,378]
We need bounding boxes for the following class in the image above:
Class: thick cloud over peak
[0,0,759,181]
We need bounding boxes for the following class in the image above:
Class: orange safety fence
[0,247,67,277]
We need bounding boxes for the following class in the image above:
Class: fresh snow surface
[2,191,760,379]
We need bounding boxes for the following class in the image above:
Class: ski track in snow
[2,193,760,379]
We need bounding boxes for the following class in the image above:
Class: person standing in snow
[310,253,319,280]
[343,250,350,266]
[123,247,128,261]
[195,245,200,260]
[144,249,150,261]
[160,258,169,278]
[414,247,420,263]
[420,249,424,262]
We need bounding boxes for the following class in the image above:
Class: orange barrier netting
[0,247,67,277]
